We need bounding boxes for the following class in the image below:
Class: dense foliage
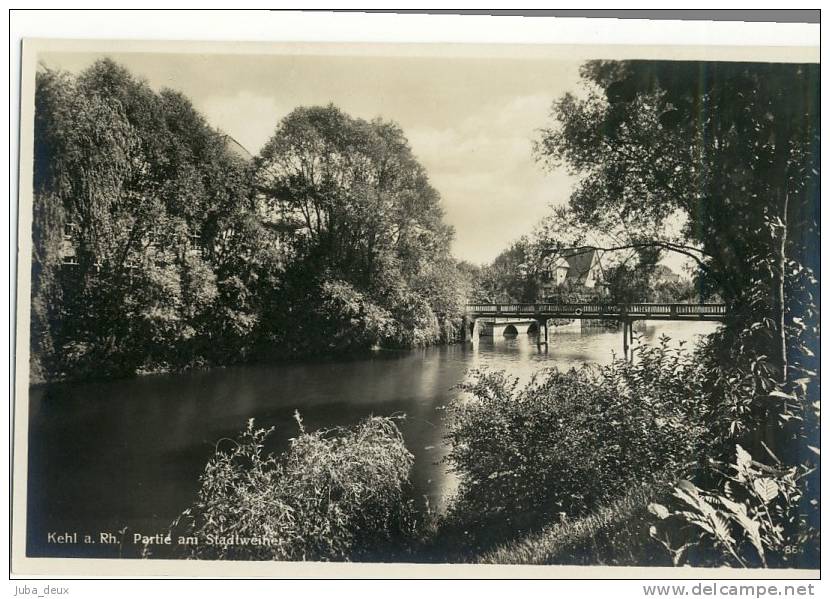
[603,263,698,304]
[254,105,468,354]
[467,238,539,303]
[538,62,819,309]
[648,443,818,568]
[535,60,820,567]
[442,339,709,552]
[30,61,467,383]
[536,61,819,404]
[167,416,419,561]
[31,61,265,381]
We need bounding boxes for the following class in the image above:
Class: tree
[536,60,818,387]
[256,105,452,287]
[535,60,820,531]
[33,65,149,375]
[470,238,538,303]
[32,60,263,378]
[535,60,820,565]
[255,105,459,351]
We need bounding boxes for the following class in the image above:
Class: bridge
[463,302,727,359]
[476,319,539,338]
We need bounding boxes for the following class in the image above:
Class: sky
[40,50,585,265]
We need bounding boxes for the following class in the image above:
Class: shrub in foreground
[442,338,709,543]
[168,415,419,561]
[648,444,819,568]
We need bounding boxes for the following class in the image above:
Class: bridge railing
[466,302,727,318]
[675,303,727,315]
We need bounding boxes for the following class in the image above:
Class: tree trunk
[778,190,789,385]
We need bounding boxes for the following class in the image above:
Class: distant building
[652,264,682,284]
[221,134,254,163]
[539,248,604,293]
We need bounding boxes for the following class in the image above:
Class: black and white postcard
[11,14,820,579]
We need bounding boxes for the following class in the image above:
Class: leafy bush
[384,290,441,348]
[260,273,396,358]
[443,338,708,537]
[315,280,395,351]
[648,444,818,568]
[168,415,419,561]
[672,257,820,569]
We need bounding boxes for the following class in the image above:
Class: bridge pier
[622,319,638,361]
[622,319,630,361]
[476,319,538,338]
[536,318,549,349]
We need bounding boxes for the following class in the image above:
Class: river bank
[26,321,719,558]
[29,315,468,387]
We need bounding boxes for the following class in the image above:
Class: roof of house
[546,249,600,284]
[652,264,683,282]
[563,249,599,284]
[223,134,254,162]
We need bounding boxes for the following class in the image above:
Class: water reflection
[27,320,720,557]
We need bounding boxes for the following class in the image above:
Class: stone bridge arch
[463,317,544,340]
[502,324,519,336]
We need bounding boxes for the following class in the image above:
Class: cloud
[407,94,573,264]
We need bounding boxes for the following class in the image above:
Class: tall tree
[32,60,262,378]
[254,105,464,351]
[255,105,452,287]
[536,60,819,384]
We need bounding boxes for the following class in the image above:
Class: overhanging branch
[540,241,716,275]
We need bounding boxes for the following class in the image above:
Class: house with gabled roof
[539,248,605,295]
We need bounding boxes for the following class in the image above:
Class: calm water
[26,320,719,557]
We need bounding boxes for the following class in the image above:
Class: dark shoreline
[29,337,466,389]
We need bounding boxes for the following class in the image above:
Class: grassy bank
[476,481,672,566]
